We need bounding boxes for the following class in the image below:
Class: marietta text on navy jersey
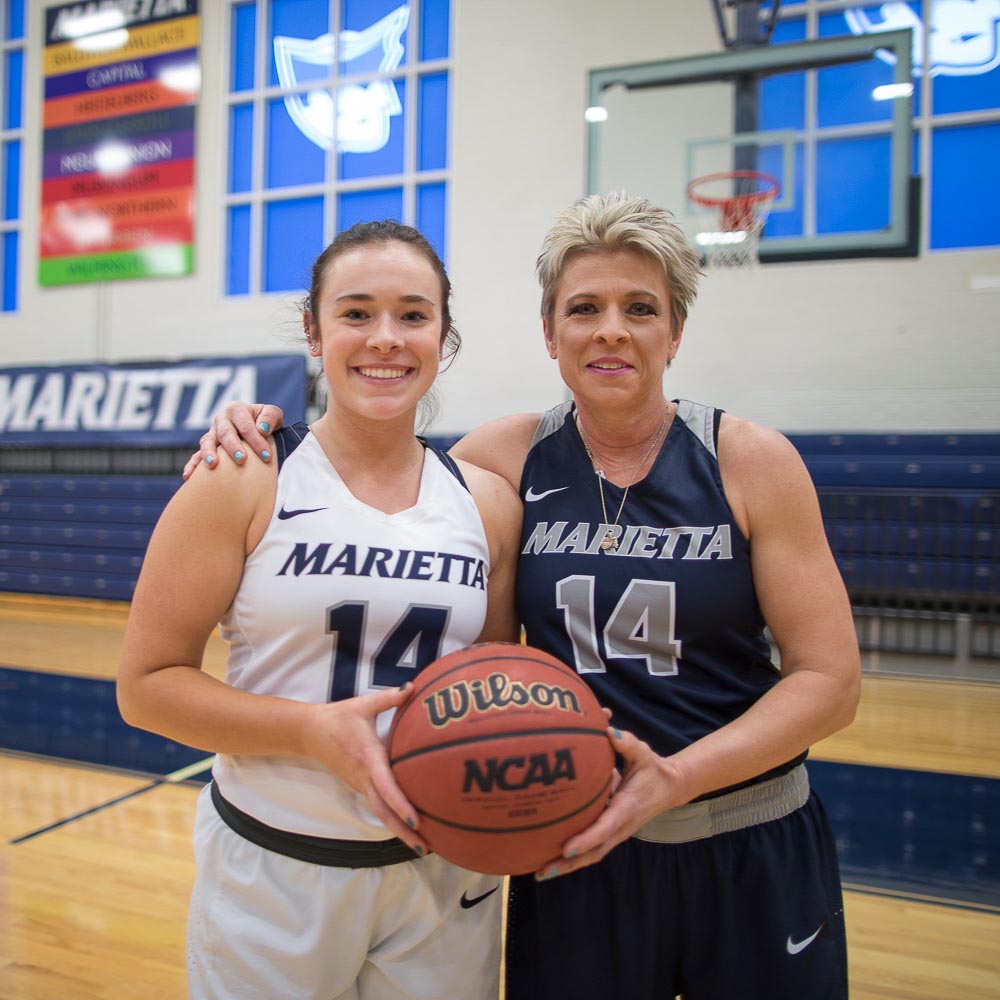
[522,521,733,559]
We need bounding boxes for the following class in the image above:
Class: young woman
[188,193,861,1000]
[117,221,521,1000]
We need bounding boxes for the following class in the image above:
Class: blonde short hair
[536,191,702,334]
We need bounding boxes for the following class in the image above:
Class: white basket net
[688,173,779,269]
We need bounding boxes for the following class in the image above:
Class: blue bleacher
[823,521,996,561]
[0,666,207,774]
[784,436,999,645]
[788,433,1000,490]
[786,432,1000,456]
[0,438,997,628]
[803,456,1000,490]
[0,474,178,500]
[0,497,164,524]
[835,557,996,599]
[0,473,179,601]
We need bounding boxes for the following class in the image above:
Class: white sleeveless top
[212,428,490,839]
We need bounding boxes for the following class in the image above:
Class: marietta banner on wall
[39,0,200,286]
[0,355,307,447]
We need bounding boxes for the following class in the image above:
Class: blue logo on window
[273,4,410,152]
[846,0,1000,77]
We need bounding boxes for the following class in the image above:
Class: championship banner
[0,355,307,447]
[39,1,200,286]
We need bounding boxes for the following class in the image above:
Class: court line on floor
[7,755,215,845]
[9,750,999,916]
[843,881,1000,915]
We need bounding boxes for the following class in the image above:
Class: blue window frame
[225,0,451,296]
[772,0,1000,252]
[1,0,24,312]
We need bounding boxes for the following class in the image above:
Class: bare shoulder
[449,412,543,491]
[184,440,276,500]
[454,458,523,564]
[178,442,278,548]
[717,412,802,473]
[455,458,521,519]
[717,413,816,529]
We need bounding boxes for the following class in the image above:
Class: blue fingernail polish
[566,849,578,859]
[261,450,271,460]
[613,728,622,740]
[258,422,270,432]
[538,866,559,881]
[407,817,416,829]
[205,454,215,465]
[234,450,245,462]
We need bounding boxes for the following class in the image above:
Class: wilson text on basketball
[423,670,583,728]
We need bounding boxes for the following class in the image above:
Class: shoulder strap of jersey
[418,437,470,492]
[528,399,574,450]
[674,400,723,459]
[274,422,311,469]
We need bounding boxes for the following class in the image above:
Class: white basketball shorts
[187,783,503,1000]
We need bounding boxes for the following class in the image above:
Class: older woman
[191,193,861,1000]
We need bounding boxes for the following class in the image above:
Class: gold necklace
[575,405,669,551]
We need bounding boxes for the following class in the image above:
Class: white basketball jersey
[212,428,490,840]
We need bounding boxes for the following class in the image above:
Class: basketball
[386,642,615,875]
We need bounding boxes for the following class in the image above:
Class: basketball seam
[388,726,609,766]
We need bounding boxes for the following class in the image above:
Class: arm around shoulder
[449,412,543,493]
[458,460,523,644]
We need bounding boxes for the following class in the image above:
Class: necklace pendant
[601,532,618,552]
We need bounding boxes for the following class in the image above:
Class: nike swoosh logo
[786,924,824,955]
[525,486,569,502]
[460,885,500,909]
[277,505,328,520]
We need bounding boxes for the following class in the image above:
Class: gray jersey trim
[528,399,574,450]
[635,764,809,844]
[530,398,719,460]
[675,399,719,460]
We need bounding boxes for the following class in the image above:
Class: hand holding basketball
[301,684,429,852]
[540,724,681,878]
[387,642,615,875]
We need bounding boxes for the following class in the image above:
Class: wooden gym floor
[1,593,998,999]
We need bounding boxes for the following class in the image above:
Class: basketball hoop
[686,170,780,269]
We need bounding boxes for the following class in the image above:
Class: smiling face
[544,248,683,414]
[308,241,444,425]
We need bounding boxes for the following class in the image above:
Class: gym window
[1,0,25,312]
[224,0,451,296]
[771,0,1000,251]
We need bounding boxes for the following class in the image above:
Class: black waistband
[210,782,419,868]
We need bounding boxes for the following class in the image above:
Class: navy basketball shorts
[504,790,847,1000]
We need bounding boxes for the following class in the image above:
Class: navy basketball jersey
[516,400,797,786]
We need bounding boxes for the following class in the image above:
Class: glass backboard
[586,30,918,263]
